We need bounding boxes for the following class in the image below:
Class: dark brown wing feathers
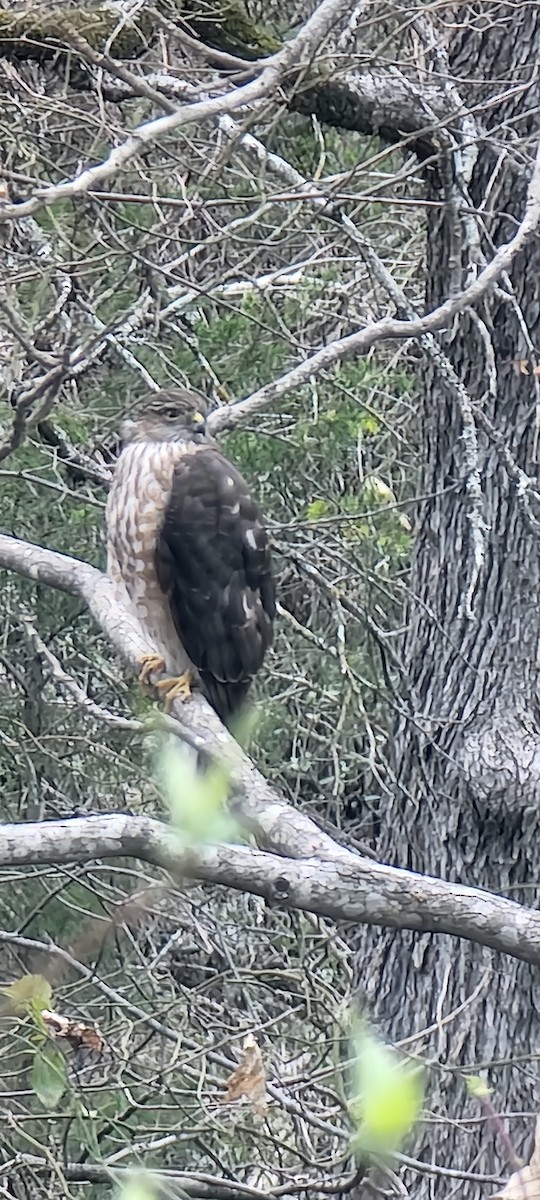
[155,447,275,724]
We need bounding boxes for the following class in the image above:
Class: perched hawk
[106,389,276,725]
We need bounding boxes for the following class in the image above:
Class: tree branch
[0,1156,293,1199]
[1,813,540,966]
[0,0,354,224]
[3,533,540,965]
[0,2,452,162]
[207,138,540,433]
[0,531,351,863]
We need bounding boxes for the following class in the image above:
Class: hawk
[106,389,276,725]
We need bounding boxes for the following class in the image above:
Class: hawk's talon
[138,653,167,690]
[154,670,194,714]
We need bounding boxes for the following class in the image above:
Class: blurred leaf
[307,498,331,520]
[363,476,396,506]
[0,974,52,1017]
[358,412,380,435]
[228,704,260,751]
[72,1098,101,1156]
[31,1042,67,1108]
[466,1074,492,1099]
[158,740,240,844]
[349,1026,424,1157]
[116,1175,157,1200]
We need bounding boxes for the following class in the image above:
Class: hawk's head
[122,389,209,445]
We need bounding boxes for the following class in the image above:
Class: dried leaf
[363,475,396,505]
[492,1115,540,1199]
[222,1033,267,1114]
[509,358,540,377]
[41,1009,105,1053]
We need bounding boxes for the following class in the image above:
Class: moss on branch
[0,2,279,64]
[0,3,430,150]
[0,7,152,60]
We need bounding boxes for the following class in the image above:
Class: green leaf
[158,740,240,845]
[307,498,331,520]
[116,1174,157,1200]
[465,1074,492,1099]
[0,974,52,1017]
[349,1027,424,1157]
[363,476,396,506]
[359,413,380,435]
[31,1042,67,1108]
[72,1101,101,1156]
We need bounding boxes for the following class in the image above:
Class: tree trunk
[357,6,540,1192]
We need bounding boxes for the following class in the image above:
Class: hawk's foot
[138,653,167,692]
[154,670,194,714]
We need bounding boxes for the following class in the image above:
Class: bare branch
[0,531,352,863]
[207,137,540,433]
[0,0,353,224]
[1,813,540,966]
[0,1157,290,1199]
[22,614,142,732]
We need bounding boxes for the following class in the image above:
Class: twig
[22,615,142,732]
[207,140,540,438]
[0,0,353,223]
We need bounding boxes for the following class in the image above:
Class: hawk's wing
[155,446,276,724]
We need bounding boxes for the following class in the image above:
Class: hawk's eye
[164,409,178,420]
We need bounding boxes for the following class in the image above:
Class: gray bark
[356,5,540,1193]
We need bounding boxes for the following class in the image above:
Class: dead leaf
[41,1010,105,1054]
[222,1034,267,1115]
[492,1114,540,1199]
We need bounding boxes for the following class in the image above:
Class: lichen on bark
[0,6,152,60]
[0,1,280,64]
[185,0,280,58]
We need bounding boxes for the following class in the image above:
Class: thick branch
[1,1157,286,1199]
[3,533,540,964]
[0,2,277,65]
[292,71,446,157]
[0,531,349,862]
[1,814,540,966]
[0,6,151,59]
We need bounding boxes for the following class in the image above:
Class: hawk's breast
[106,431,276,722]
[106,440,192,672]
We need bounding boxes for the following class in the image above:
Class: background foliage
[0,1,428,1195]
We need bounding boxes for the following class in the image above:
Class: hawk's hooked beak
[192,411,207,434]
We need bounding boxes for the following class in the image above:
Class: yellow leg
[154,670,194,714]
[138,653,167,689]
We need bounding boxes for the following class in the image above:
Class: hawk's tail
[200,673,252,730]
